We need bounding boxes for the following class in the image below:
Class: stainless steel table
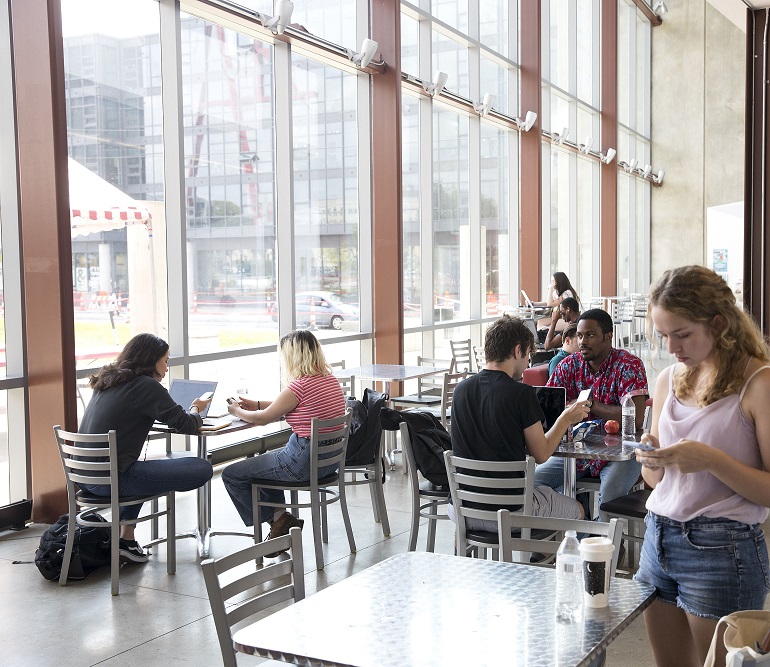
[334,364,449,468]
[553,431,639,498]
[233,551,655,667]
[151,420,291,558]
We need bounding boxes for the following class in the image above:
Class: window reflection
[181,17,278,352]
[291,55,360,337]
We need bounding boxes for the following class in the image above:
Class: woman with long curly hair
[79,333,213,563]
[635,266,770,667]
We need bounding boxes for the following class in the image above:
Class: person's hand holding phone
[636,433,662,467]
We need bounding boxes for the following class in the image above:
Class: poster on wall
[713,249,728,282]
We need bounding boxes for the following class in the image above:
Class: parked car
[270,291,359,330]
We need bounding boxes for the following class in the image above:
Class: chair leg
[252,486,264,567]
[426,502,438,553]
[338,482,357,555]
[321,492,329,543]
[59,511,78,588]
[311,492,324,570]
[111,513,120,596]
[373,460,390,537]
[166,492,176,575]
[367,475,381,523]
[151,498,158,541]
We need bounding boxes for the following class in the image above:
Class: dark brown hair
[89,333,169,391]
[484,315,534,363]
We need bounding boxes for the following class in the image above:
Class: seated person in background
[449,315,591,531]
[548,323,579,378]
[79,333,214,564]
[537,272,580,328]
[534,309,648,516]
[543,297,581,349]
[222,329,345,544]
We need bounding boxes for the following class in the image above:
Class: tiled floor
[0,344,696,667]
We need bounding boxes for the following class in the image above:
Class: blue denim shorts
[635,511,770,620]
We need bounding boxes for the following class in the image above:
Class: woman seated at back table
[222,329,346,545]
[537,271,581,329]
[79,333,214,564]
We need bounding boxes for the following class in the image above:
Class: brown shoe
[264,512,304,557]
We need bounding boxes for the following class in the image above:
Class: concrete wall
[650,0,745,283]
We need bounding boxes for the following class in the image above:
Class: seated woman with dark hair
[78,333,214,564]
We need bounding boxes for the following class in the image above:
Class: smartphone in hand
[634,443,656,451]
[199,391,215,401]
[226,397,237,405]
[577,388,592,403]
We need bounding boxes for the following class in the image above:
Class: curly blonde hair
[648,265,769,406]
[278,329,330,384]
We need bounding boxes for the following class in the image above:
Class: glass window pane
[401,13,419,77]
[181,17,278,352]
[576,0,595,105]
[433,32,469,99]
[480,57,509,117]
[480,1,511,60]
[433,109,469,322]
[63,0,164,369]
[292,56,360,338]
[618,0,632,127]
[576,157,595,300]
[549,0,570,91]
[0,391,8,505]
[547,147,571,281]
[432,0,468,33]
[481,125,510,313]
[402,95,421,326]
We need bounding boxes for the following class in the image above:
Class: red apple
[604,419,620,434]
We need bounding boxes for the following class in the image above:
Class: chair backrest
[443,450,535,551]
[438,371,467,427]
[522,365,549,387]
[496,510,623,577]
[54,426,119,508]
[472,345,485,372]
[201,527,305,667]
[330,360,355,397]
[415,356,451,397]
[449,339,473,374]
[309,410,353,481]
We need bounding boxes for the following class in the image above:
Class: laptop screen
[168,379,218,418]
[521,289,534,309]
[531,385,566,432]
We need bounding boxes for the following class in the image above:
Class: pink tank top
[646,364,770,524]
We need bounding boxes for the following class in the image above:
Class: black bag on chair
[34,512,111,581]
[380,407,452,488]
[345,388,388,467]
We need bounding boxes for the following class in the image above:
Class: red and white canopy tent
[68,158,160,336]
[68,157,153,238]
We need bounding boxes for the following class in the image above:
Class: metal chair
[400,423,450,552]
[443,450,538,559]
[251,412,356,570]
[599,488,652,569]
[472,345,485,372]
[329,360,355,397]
[54,425,176,595]
[449,338,473,374]
[202,527,305,667]
[390,356,449,409]
[343,388,390,537]
[611,298,634,349]
[420,371,466,428]
[496,509,623,577]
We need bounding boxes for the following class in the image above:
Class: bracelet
[190,405,199,413]
[257,400,261,411]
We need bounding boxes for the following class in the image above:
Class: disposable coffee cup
[579,537,614,608]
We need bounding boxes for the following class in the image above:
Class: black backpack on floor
[34,512,112,581]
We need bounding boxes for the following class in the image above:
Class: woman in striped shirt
[222,329,345,542]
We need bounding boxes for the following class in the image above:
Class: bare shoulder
[744,359,770,393]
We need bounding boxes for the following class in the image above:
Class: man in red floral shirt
[534,308,648,515]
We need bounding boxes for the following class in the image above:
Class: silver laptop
[168,379,217,418]
[522,317,545,350]
[521,289,545,314]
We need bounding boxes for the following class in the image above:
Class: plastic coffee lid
[579,537,614,554]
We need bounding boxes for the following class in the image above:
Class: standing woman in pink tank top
[635,266,770,667]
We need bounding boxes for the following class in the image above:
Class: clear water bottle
[555,530,583,622]
[622,393,636,438]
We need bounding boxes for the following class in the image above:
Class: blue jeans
[635,511,770,619]
[533,457,642,518]
[221,432,339,526]
[80,456,213,521]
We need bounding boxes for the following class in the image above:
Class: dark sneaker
[264,512,304,557]
[119,539,149,564]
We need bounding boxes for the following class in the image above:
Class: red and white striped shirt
[285,373,345,438]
